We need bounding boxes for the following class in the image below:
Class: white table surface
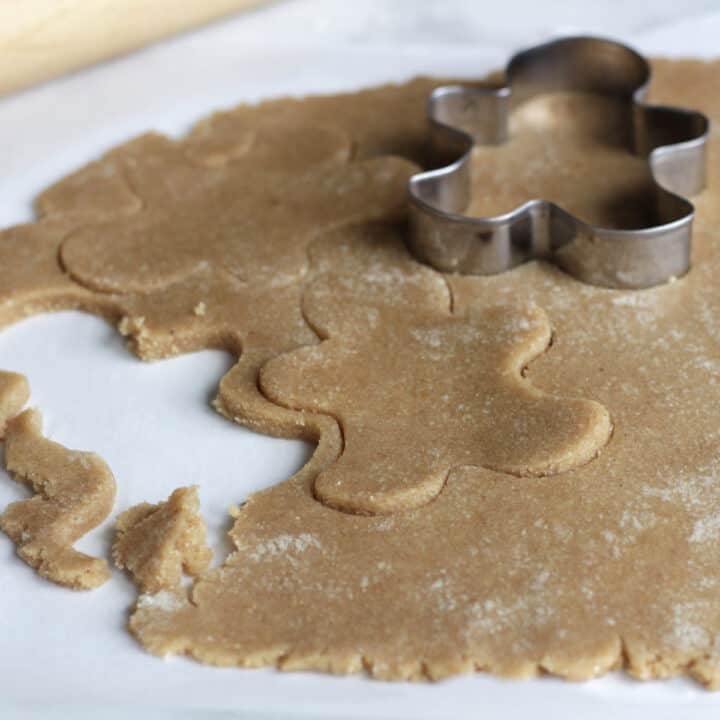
[1,2,719,718]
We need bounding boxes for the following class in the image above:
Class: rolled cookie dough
[127,60,720,688]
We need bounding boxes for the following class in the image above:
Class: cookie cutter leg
[407,36,709,289]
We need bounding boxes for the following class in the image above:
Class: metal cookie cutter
[407,36,710,289]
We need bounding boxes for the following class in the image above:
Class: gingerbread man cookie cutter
[407,36,710,289]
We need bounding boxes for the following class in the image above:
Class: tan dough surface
[114,486,212,594]
[1,407,116,589]
[124,60,720,688]
[466,93,656,228]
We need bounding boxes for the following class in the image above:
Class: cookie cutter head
[407,36,710,289]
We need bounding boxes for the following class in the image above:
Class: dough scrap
[0,370,29,438]
[261,225,612,515]
[114,486,212,594]
[124,60,720,689]
[1,407,116,589]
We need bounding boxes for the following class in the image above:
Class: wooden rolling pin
[0,0,272,96]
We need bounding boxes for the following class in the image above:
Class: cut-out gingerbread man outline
[59,132,415,295]
[260,224,613,515]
